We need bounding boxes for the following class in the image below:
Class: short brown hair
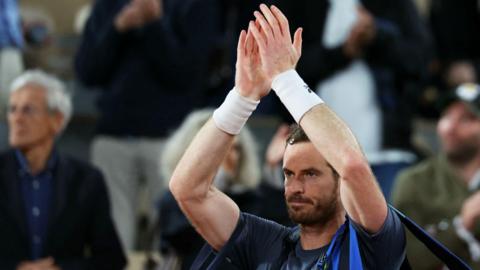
[286,124,310,145]
[285,124,339,180]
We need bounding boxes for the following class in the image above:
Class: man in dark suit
[0,70,127,269]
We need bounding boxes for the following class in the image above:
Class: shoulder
[350,207,405,241]
[398,157,438,178]
[228,212,292,251]
[60,155,102,175]
[220,213,292,268]
[394,157,440,191]
[0,150,16,169]
[0,150,13,159]
[349,207,406,269]
[57,155,106,188]
[239,212,291,237]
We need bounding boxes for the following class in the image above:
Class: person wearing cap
[0,70,126,269]
[392,83,480,269]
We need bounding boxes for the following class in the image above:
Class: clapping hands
[114,0,162,32]
[235,4,302,100]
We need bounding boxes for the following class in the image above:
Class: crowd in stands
[0,0,479,269]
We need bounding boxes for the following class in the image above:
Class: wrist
[235,86,262,101]
[212,88,259,135]
[271,69,324,123]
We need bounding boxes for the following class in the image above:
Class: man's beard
[285,185,339,226]
[446,143,479,166]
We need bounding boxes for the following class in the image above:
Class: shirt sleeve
[74,0,128,87]
[350,207,406,269]
[220,213,290,269]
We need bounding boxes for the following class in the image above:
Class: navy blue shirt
[220,208,406,269]
[75,0,220,138]
[15,150,57,260]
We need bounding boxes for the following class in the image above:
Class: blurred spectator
[392,83,480,269]
[260,123,294,226]
[75,0,219,250]
[0,70,126,269]
[430,0,480,91]
[275,0,432,200]
[415,0,480,120]
[157,109,261,269]
[203,0,269,107]
[0,0,24,150]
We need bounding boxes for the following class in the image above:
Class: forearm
[170,119,234,201]
[299,104,363,175]
[169,119,240,250]
[272,69,386,231]
[300,104,387,231]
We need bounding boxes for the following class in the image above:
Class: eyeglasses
[7,104,50,117]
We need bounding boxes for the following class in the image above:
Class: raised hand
[461,191,480,231]
[114,4,144,32]
[114,0,162,32]
[344,6,376,58]
[134,0,162,23]
[265,123,290,167]
[249,4,302,80]
[234,28,271,100]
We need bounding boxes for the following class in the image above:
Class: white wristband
[212,88,259,135]
[272,69,324,123]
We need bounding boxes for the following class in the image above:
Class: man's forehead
[10,84,47,101]
[283,142,327,166]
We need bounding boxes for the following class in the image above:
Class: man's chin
[8,140,21,148]
[288,209,314,224]
[288,202,310,210]
[9,139,30,150]
[288,205,338,226]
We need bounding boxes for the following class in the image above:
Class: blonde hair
[161,108,261,189]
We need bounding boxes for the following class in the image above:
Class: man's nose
[286,177,304,193]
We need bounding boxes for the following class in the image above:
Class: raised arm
[169,28,271,251]
[299,103,387,232]
[251,4,387,233]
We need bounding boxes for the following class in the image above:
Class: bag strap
[191,207,472,270]
[390,205,472,270]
